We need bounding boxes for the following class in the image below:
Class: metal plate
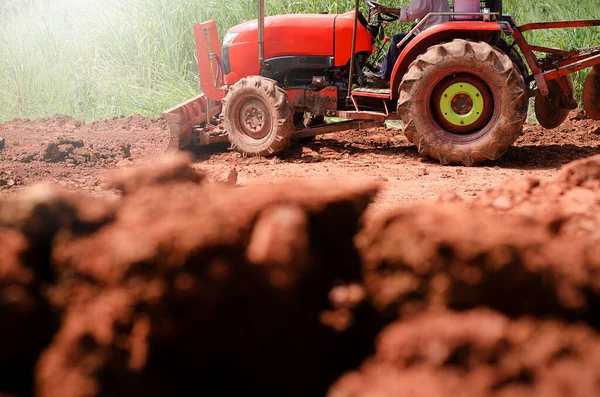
[534,76,573,129]
[583,65,600,120]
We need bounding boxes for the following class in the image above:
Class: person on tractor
[367,0,451,84]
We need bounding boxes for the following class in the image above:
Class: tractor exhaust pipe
[258,0,268,71]
[346,0,360,100]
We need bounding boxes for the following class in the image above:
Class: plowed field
[1,111,600,397]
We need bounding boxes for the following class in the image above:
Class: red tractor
[163,0,600,165]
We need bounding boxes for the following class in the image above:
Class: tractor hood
[222,11,373,82]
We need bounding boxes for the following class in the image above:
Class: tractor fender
[390,22,503,98]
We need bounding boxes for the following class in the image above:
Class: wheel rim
[431,74,494,136]
[234,95,272,142]
[439,83,484,127]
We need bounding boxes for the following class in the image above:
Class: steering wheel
[365,0,399,23]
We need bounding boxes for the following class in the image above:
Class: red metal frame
[351,88,390,99]
[194,21,226,101]
[511,20,600,96]
[287,87,338,115]
[292,119,384,139]
[377,17,600,106]
[162,20,227,149]
[389,21,504,100]
[519,20,600,32]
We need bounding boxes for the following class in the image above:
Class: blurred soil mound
[3,152,600,397]
[0,154,379,397]
[330,309,600,397]
[473,154,600,240]
[342,154,600,397]
[359,202,600,323]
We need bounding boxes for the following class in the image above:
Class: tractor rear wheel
[397,39,529,166]
[222,76,294,156]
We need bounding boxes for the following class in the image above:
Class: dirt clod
[329,309,600,397]
[474,154,600,241]
[213,167,238,185]
[120,143,132,159]
[43,139,85,163]
[359,201,600,325]
[106,152,204,194]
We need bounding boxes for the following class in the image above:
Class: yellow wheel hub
[439,82,485,127]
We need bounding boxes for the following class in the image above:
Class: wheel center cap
[452,95,474,114]
[439,82,485,127]
[244,108,265,132]
[238,98,271,139]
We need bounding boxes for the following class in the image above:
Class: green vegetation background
[1,0,598,122]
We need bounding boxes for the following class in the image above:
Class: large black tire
[222,76,294,156]
[497,38,528,79]
[397,39,529,166]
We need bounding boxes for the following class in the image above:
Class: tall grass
[0,0,599,122]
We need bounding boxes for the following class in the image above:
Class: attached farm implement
[163,0,600,165]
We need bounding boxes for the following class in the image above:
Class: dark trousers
[380,33,412,81]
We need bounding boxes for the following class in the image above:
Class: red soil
[1,111,600,396]
[329,309,600,397]
[1,155,380,397]
[1,110,600,209]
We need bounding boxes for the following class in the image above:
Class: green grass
[1,0,599,122]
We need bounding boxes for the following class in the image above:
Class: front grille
[222,45,231,75]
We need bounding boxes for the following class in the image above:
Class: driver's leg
[380,33,408,81]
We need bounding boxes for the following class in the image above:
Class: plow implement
[162,20,228,151]
[163,94,225,150]
[509,19,600,127]
[584,64,600,119]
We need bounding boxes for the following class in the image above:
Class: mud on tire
[222,76,294,156]
[397,39,529,166]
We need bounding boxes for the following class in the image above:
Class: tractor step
[351,87,391,99]
[292,119,385,139]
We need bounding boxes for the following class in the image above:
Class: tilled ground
[1,110,600,207]
[1,111,600,396]
[0,115,168,195]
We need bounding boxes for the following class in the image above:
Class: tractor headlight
[222,32,239,74]
[223,32,239,47]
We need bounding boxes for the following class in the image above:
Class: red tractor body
[223,11,373,84]
[163,0,600,165]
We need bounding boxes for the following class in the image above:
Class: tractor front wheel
[222,76,294,156]
[397,39,529,166]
